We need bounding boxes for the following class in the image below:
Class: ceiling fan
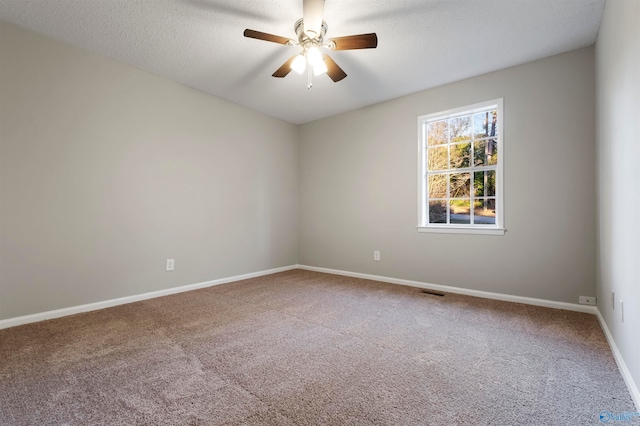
[243,0,378,88]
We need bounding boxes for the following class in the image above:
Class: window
[418,99,504,235]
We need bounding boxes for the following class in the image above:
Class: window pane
[449,115,471,142]
[474,141,486,166]
[474,141,484,166]
[473,112,489,139]
[473,110,498,139]
[450,143,470,169]
[450,172,470,198]
[487,139,498,165]
[427,146,448,171]
[473,198,496,225]
[473,139,498,166]
[427,120,447,146]
[474,170,496,197]
[428,201,447,223]
[450,199,471,224]
[486,171,495,196]
[474,171,483,196]
[428,174,447,198]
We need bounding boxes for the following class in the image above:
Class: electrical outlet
[373,251,380,261]
[166,259,174,271]
[620,301,624,323]
[611,291,615,310]
[579,296,596,306]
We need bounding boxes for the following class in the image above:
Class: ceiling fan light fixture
[291,54,307,74]
[312,59,328,75]
[306,46,323,67]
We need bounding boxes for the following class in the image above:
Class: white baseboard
[0,265,298,330]
[297,264,598,314]
[595,308,640,411]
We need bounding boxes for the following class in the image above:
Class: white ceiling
[0,0,605,124]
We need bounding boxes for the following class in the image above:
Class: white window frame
[417,98,505,235]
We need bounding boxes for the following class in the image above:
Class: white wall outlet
[611,291,615,310]
[579,296,596,306]
[620,300,624,323]
[166,259,175,271]
[373,251,380,261]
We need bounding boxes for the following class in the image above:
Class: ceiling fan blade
[303,0,325,37]
[329,33,378,50]
[322,54,347,82]
[244,29,293,45]
[272,55,298,78]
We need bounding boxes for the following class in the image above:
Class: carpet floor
[0,269,637,425]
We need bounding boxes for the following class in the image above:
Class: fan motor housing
[295,18,328,44]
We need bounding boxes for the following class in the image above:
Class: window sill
[417,226,505,236]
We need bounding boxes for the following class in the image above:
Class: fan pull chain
[307,61,313,89]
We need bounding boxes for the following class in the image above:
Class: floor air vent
[419,289,445,297]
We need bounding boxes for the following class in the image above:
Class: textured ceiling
[0,0,605,124]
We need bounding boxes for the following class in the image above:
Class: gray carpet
[0,269,637,425]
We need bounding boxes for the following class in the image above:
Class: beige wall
[596,0,640,404]
[299,47,597,304]
[0,21,299,320]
